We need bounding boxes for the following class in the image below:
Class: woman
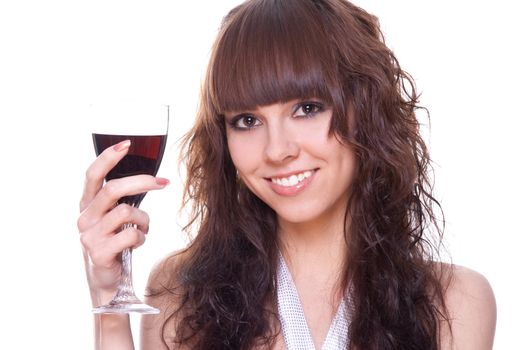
[78,0,496,349]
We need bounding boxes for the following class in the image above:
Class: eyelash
[293,101,324,118]
[228,114,261,130]
[227,101,325,131]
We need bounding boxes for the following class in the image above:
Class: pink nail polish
[113,140,131,152]
[156,177,170,186]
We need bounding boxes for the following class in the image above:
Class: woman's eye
[294,102,323,117]
[232,115,261,129]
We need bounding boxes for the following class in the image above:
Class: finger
[79,175,168,230]
[108,225,147,254]
[103,204,150,235]
[80,139,131,212]
[82,226,146,269]
[79,204,150,248]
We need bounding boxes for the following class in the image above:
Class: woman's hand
[77,140,169,306]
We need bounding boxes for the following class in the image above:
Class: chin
[274,207,322,225]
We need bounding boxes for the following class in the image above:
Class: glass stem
[111,225,140,304]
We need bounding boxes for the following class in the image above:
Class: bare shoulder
[140,249,189,350]
[438,263,497,350]
[147,249,187,290]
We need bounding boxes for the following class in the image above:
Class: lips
[266,169,318,196]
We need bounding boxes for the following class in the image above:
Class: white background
[0,1,523,349]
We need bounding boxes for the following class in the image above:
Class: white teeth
[271,170,313,187]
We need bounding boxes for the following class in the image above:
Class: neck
[277,210,348,299]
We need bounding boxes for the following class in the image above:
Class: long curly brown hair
[153,0,451,349]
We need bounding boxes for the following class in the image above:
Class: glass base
[92,300,160,314]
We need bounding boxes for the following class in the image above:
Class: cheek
[336,145,357,180]
[226,133,263,173]
[300,118,331,141]
[322,135,356,173]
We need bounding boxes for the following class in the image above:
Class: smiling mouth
[268,170,316,187]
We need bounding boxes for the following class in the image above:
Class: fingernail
[155,177,170,186]
[113,140,131,152]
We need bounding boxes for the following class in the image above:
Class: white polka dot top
[276,253,351,350]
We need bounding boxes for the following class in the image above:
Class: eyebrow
[222,110,253,120]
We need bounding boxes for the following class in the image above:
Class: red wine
[93,134,167,205]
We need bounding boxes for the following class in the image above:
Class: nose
[264,122,299,163]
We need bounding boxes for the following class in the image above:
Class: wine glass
[90,103,169,314]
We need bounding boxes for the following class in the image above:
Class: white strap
[276,253,350,350]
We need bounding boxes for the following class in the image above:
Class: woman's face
[225,99,356,229]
